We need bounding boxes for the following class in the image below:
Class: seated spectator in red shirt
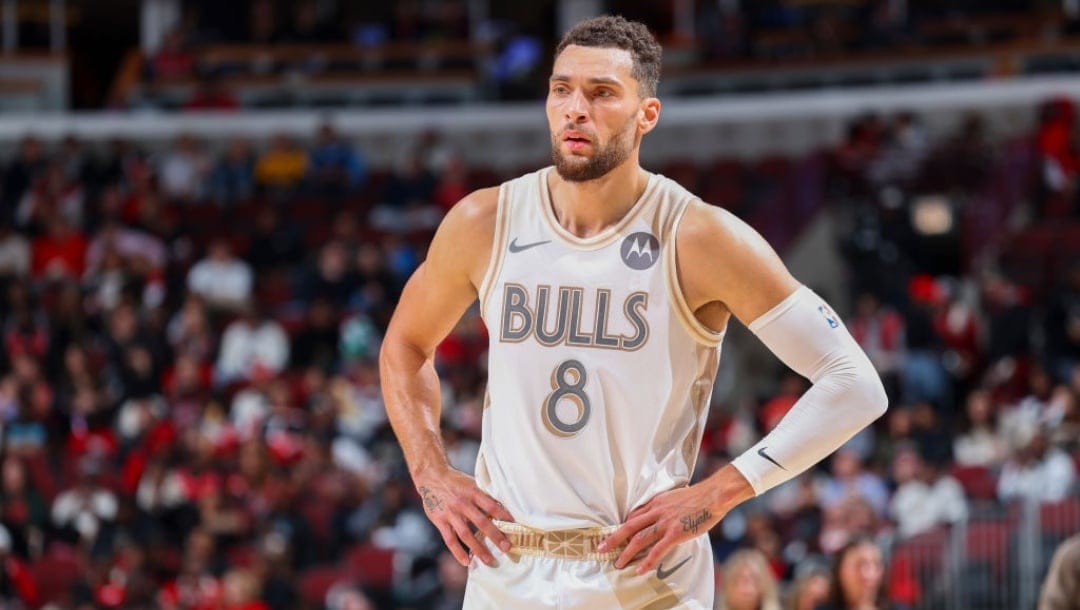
[31,214,87,281]
[149,28,195,81]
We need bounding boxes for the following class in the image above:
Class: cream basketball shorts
[463,520,714,609]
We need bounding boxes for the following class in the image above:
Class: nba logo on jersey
[620,232,660,270]
[817,304,839,328]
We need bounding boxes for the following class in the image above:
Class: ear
[638,97,661,136]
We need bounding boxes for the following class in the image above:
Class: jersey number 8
[542,359,591,437]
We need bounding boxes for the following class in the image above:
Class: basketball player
[380,15,888,609]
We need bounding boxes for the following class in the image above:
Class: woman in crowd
[716,549,783,610]
[816,537,888,610]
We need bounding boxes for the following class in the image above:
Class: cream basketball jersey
[476,166,725,531]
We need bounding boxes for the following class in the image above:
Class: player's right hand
[414,467,516,567]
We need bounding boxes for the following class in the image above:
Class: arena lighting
[911,194,954,235]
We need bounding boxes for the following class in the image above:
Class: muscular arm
[602,201,887,572]
[379,188,513,566]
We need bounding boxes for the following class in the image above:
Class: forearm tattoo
[419,486,444,512]
[681,510,710,534]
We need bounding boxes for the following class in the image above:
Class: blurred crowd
[0,97,1077,610]
[122,0,1080,111]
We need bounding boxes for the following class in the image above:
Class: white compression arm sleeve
[730,285,889,495]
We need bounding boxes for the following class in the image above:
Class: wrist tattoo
[419,486,444,512]
[681,509,710,534]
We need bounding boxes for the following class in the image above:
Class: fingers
[636,532,678,574]
[463,504,512,553]
[615,521,665,569]
[598,512,653,555]
[449,514,496,567]
[474,492,516,523]
[433,519,471,567]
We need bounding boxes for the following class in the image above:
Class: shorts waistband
[490,520,624,561]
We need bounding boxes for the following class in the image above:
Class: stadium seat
[346,543,396,588]
[1039,498,1080,537]
[950,465,998,501]
[29,546,81,606]
[297,564,349,607]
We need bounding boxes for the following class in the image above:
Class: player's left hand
[597,465,754,574]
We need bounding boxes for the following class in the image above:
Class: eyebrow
[549,75,624,87]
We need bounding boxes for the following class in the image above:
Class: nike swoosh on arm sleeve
[730,286,888,495]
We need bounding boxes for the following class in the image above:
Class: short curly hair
[555,15,662,98]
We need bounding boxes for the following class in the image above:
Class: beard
[551,117,636,182]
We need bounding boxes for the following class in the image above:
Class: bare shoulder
[676,199,800,324]
[428,186,501,289]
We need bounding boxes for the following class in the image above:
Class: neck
[547,158,648,239]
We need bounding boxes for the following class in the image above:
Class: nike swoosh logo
[508,238,551,253]
[656,555,692,580]
[757,447,786,470]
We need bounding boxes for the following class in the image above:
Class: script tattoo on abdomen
[419,486,444,512]
[681,510,710,534]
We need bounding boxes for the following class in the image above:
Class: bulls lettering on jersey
[476,167,726,531]
[499,285,649,351]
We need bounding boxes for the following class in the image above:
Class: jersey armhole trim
[478,183,511,320]
[665,198,726,348]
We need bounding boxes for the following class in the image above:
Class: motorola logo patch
[620,232,660,270]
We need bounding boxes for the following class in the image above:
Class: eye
[551,84,570,96]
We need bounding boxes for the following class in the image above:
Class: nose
[564,88,588,123]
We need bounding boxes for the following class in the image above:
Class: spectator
[0,523,38,607]
[1,136,46,213]
[187,238,254,312]
[816,536,888,610]
[326,581,375,610]
[211,138,256,206]
[221,568,270,610]
[901,276,950,407]
[16,160,84,230]
[158,134,211,203]
[787,564,831,610]
[166,295,216,363]
[149,28,195,82]
[888,444,967,539]
[255,135,308,194]
[306,241,355,306]
[846,291,907,395]
[244,206,302,274]
[997,430,1077,503]
[0,218,29,279]
[953,388,1008,467]
[51,456,118,547]
[817,449,890,518]
[308,124,368,195]
[371,154,439,232]
[31,214,87,281]
[1045,262,1080,383]
[215,302,289,386]
[291,297,341,371]
[430,551,466,610]
[717,548,783,610]
[0,457,47,559]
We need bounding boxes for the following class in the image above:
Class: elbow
[854,365,889,423]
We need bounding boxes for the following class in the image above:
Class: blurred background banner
[0,1,1077,609]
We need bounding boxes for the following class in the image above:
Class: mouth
[561,132,592,152]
